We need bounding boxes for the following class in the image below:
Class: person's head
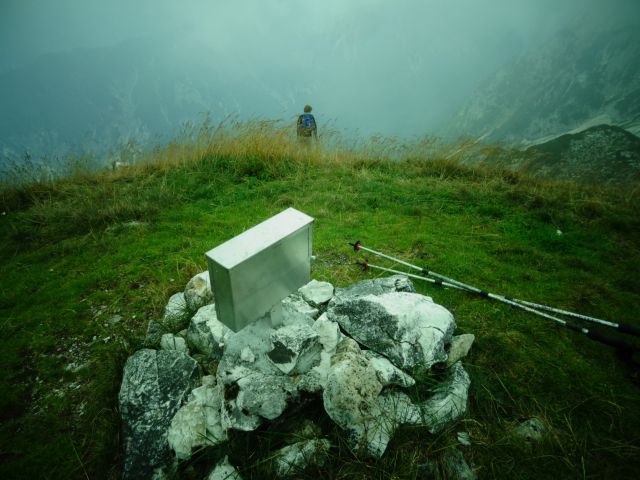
[304,105,312,113]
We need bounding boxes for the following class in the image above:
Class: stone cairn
[119,273,476,479]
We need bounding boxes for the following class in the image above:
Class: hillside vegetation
[1,121,639,479]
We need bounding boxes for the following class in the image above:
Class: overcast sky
[1,0,639,139]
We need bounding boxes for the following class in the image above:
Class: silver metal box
[205,208,314,332]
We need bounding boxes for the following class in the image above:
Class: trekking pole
[350,240,508,301]
[350,240,640,337]
[355,260,467,292]
[350,241,640,351]
[507,298,640,337]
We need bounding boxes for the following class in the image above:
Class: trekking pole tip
[349,240,361,252]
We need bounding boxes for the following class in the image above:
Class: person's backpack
[298,113,316,136]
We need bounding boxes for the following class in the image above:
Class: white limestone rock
[312,314,343,353]
[351,390,421,458]
[235,371,298,420]
[512,417,548,443]
[298,279,334,307]
[328,291,456,370]
[267,323,322,375]
[160,333,188,353]
[166,384,227,460]
[216,315,299,431]
[295,314,344,393]
[457,431,472,446]
[362,350,416,388]
[184,271,214,312]
[164,292,187,321]
[273,439,331,477]
[207,456,242,480]
[186,304,232,359]
[151,468,170,480]
[419,362,471,433]
[323,338,383,431]
[281,293,319,323]
[446,334,475,367]
[443,448,477,480]
[240,347,256,363]
[144,320,164,348]
[119,349,200,480]
[329,274,416,302]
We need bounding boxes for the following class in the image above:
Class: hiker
[297,105,317,141]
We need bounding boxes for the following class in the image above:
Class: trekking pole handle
[585,329,638,354]
[617,322,640,338]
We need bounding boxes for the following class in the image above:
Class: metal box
[205,208,314,332]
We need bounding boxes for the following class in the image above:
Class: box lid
[205,207,314,269]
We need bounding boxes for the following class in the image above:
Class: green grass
[1,124,639,479]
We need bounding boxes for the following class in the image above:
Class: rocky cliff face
[444,25,640,145]
[523,124,640,184]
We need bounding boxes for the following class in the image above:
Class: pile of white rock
[119,274,475,479]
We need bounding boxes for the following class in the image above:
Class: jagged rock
[235,369,298,420]
[281,293,319,323]
[160,333,188,353]
[312,313,343,353]
[167,383,227,460]
[298,279,334,307]
[217,365,297,430]
[273,439,331,477]
[144,320,164,348]
[416,460,437,477]
[119,349,200,480]
[446,334,475,367]
[240,346,256,363]
[457,431,472,446]
[323,338,383,432]
[217,315,299,431]
[187,304,232,359]
[443,448,476,480]
[352,390,421,458]
[151,468,170,480]
[184,271,214,312]
[296,314,344,393]
[419,362,471,433]
[207,456,242,480]
[512,417,548,443]
[268,323,322,375]
[362,350,416,388]
[290,419,322,441]
[164,292,187,322]
[330,274,415,302]
[328,291,456,370]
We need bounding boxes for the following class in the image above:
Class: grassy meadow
[1,121,639,479]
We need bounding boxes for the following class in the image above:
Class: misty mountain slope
[523,124,640,184]
[0,35,315,164]
[444,26,640,145]
[2,138,640,479]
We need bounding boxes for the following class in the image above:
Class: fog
[1,0,639,155]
